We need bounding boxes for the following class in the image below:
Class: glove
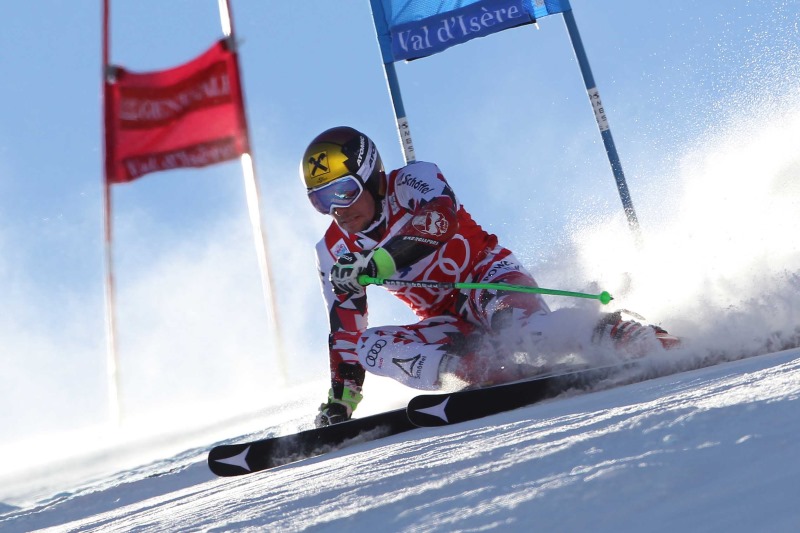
[314,385,364,428]
[330,248,395,296]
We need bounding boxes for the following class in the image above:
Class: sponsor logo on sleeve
[412,210,449,237]
[398,172,434,195]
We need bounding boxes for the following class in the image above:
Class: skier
[303,126,677,427]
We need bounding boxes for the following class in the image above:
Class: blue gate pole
[383,61,417,164]
[562,7,641,238]
[369,0,416,164]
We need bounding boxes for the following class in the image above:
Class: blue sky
[1,1,799,450]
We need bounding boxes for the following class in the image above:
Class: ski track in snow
[1,348,798,532]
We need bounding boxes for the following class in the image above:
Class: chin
[337,220,362,233]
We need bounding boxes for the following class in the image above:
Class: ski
[208,363,631,476]
[407,363,628,427]
[208,408,415,477]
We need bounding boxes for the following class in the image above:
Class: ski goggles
[307,175,364,214]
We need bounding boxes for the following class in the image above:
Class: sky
[2,347,798,531]
[0,0,799,462]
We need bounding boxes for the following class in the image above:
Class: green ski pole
[358,276,613,305]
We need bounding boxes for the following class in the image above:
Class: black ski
[208,363,630,476]
[407,363,627,427]
[208,408,415,477]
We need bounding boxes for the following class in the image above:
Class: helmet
[301,127,384,204]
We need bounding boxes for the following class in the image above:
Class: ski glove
[315,386,364,427]
[329,248,395,296]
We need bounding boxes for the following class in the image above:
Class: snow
[2,347,798,532]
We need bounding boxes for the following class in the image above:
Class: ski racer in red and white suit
[316,159,547,387]
[302,127,678,427]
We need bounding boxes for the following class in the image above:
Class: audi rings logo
[365,339,387,367]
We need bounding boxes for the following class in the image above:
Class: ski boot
[594,311,681,357]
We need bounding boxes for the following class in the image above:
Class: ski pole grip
[358,275,382,286]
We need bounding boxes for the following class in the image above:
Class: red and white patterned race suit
[315,161,549,392]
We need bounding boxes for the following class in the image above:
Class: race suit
[315,161,550,400]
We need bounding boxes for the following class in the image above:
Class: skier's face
[331,188,375,233]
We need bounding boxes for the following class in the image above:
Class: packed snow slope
[2,346,798,532]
